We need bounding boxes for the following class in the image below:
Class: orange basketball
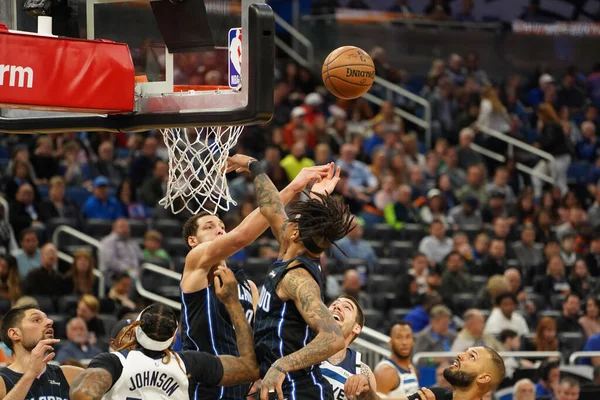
[322,46,375,100]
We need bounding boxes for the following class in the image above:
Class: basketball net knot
[159,126,244,215]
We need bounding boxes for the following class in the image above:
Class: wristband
[272,364,286,375]
[249,159,265,178]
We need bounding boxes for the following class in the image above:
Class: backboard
[0,0,274,133]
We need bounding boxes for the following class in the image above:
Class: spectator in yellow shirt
[280,141,315,181]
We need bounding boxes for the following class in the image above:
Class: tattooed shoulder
[360,362,371,380]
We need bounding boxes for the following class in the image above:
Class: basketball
[322,46,375,100]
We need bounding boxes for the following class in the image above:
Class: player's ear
[7,327,20,343]
[352,322,362,337]
[291,228,301,243]
[187,235,198,248]
[477,372,492,386]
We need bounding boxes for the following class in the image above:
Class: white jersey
[321,348,362,400]
[375,358,419,398]
[103,350,189,400]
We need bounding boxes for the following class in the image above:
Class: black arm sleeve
[407,387,453,400]
[87,352,123,390]
[178,351,224,387]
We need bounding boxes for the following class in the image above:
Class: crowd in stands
[2,32,600,396]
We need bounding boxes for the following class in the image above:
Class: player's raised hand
[344,374,370,400]
[311,163,341,196]
[225,154,257,174]
[260,364,286,400]
[416,387,436,400]
[288,164,331,193]
[214,266,238,306]
[26,338,60,378]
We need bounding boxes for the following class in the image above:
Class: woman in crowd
[65,249,99,296]
[579,297,600,338]
[0,255,20,303]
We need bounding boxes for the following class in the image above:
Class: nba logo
[228,28,242,90]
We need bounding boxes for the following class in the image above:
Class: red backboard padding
[0,31,134,114]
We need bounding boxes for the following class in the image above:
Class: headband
[135,307,177,352]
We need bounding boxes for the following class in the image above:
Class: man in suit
[38,176,81,223]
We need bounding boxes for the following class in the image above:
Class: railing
[136,263,182,310]
[569,351,600,365]
[273,12,314,68]
[413,351,563,365]
[57,250,106,299]
[272,10,432,148]
[351,337,389,368]
[52,225,106,298]
[470,126,556,184]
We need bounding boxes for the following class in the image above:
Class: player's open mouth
[45,329,54,337]
[452,360,459,368]
[332,312,344,323]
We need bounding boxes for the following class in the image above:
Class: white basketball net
[159,126,244,215]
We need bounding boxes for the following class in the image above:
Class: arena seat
[58,295,81,315]
[550,294,567,310]
[452,293,477,315]
[84,219,113,239]
[388,308,412,321]
[172,256,186,273]
[49,314,67,339]
[401,224,426,242]
[0,297,11,316]
[539,310,562,319]
[362,309,384,331]
[46,217,79,238]
[364,224,394,243]
[164,237,189,258]
[461,225,482,242]
[128,219,148,238]
[66,187,92,206]
[144,257,170,270]
[374,257,407,275]
[471,275,489,287]
[154,219,182,239]
[98,314,118,338]
[33,295,56,314]
[367,274,396,294]
[365,240,385,258]
[528,293,547,312]
[389,241,415,259]
[559,332,585,354]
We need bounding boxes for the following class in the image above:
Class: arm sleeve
[87,353,123,390]
[407,387,453,400]
[178,351,224,387]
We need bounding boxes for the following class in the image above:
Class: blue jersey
[180,267,254,400]
[320,348,362,400]
[0,364,70,400]
[254,255,333,398]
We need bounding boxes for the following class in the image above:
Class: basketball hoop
[159,85,244,215]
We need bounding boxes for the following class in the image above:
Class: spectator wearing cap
[420,189,448,227]
[486,167,517,205]
[280,141,315,181]
[527,73,555,109]
[109,318,132,352]
[142,230,171,263]
[283,106,316,150]
[82,176,124,220]
[484,292,530,336]
[302,92,325,126]
[413,305,457,363]
[512,224,544,269]
[448,196,483,231]
[99,218,143,279]
[38,176,81,223]
[55,317,102,364]
[331,215,377,269]
[384,184,420,230]
[418,220,453,266]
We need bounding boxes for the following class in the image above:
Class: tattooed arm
[277,268,345,371]
[361,363,378,393]
[214,266,260,385]
[69,368,113,400]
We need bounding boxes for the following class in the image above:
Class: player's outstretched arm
[188,162,333,271]
[69,368,113,400]
[260,268,345,399]
[374,363,401,396]
[214,266,260,385]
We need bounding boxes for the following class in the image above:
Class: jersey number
[258,289,271,313]
[245,309,254,324]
